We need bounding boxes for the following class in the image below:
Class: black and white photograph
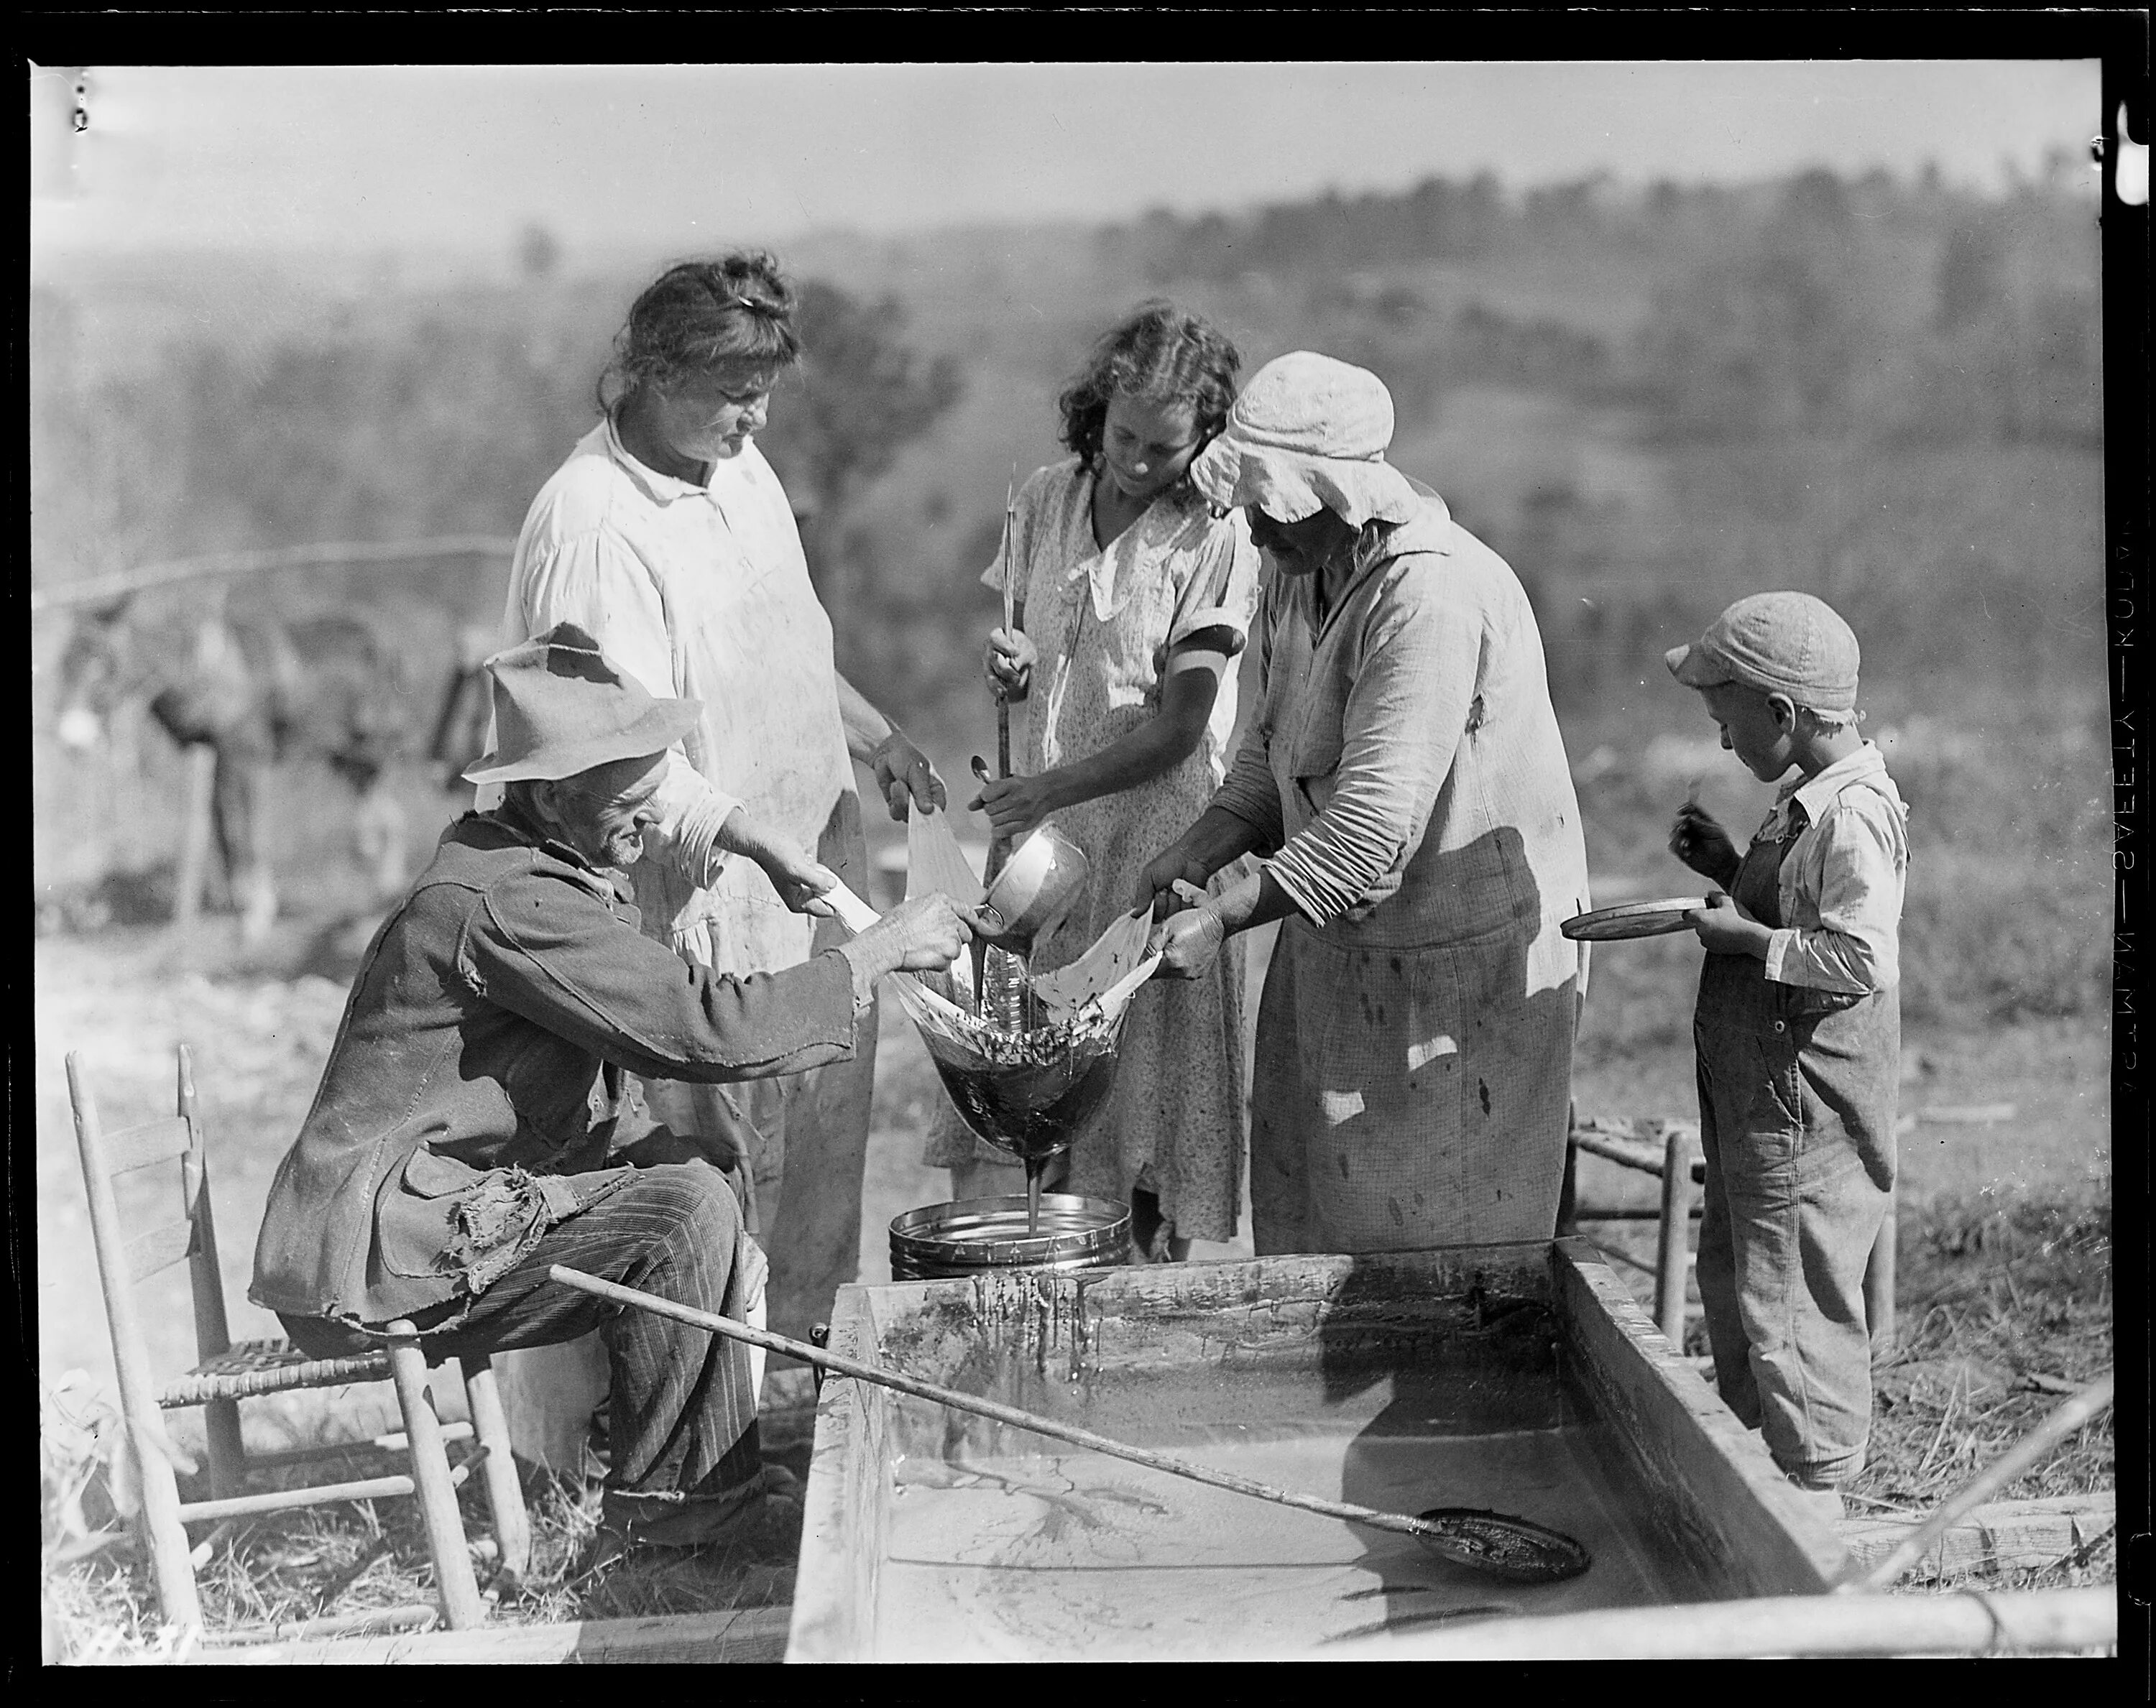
[31,48,2137,1664]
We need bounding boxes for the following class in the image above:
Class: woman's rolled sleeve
[515,528,741,889]
[1211,725,1286,853]
[516,528,678,706]
[1764,797,1904,994]
[1165,523,1261,657]
[1265,583,1477,926]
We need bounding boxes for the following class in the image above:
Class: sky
[30,60,2106,265]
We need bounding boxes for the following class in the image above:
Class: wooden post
[383,1323,486,1630]
[172,744,217,936]
[68,1053,204,1635]
[1554,1107,1579,1236]
[1864,1188,1897,1354]
[1653,1125,1692,1347]
[177,1046,247,1498]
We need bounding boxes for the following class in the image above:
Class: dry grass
[1845,1183,2114,1594]
[41,1421,811,1662]
[46,1182,2111,1658]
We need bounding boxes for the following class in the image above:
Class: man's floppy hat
[463,622,701,785]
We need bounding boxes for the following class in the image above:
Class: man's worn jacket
[250,803,858,1328]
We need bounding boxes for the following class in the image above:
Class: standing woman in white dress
[499,254,944,1390]
[949,302,1262,1260]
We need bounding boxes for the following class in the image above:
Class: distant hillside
[32,165,2104,754]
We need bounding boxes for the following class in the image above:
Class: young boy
[1665,591,1909,1521]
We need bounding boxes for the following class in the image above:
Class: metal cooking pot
[979,825,1089,952]
[890,1194,1132,1280]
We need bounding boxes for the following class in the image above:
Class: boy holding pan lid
[1665,591,1909,1520]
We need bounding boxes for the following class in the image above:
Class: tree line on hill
[1105,165,2100,448]
[30,165,2100,675]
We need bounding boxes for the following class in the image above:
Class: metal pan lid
[1560,897,1710,941]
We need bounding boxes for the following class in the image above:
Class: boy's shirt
[1754,741,1909,995]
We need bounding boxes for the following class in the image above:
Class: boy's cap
[1664,591,1860,711]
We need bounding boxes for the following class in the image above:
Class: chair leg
[203,1397,247,1500]
[70,1051,203,1634]
[127,1406,206,1634]
[384,1321,487,1630]
[457,1354,531,1589]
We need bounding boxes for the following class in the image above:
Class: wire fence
[29,537,517,614]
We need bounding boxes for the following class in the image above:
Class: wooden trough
[787,1237,1853,1662]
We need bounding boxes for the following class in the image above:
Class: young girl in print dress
[931,303,1261,1261]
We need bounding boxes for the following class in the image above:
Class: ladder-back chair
[65,1045,533,1635]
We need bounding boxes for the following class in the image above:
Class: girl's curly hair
[1056,301,1240,479]
[597,251,802,415]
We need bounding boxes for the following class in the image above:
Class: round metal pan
[1561,897,1710,941]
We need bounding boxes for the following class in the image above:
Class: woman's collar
[604,411,709,500]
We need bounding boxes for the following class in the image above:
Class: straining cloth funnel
[842,809,1160,1165]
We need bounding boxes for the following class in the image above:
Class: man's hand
[1669,800,1739,884]
[870,731,946,822]
[984,627,1036,701]
[1685,891,1772,958]
[1147,900,1225,980]
[837,893,984,998]
[969,772,1061,841]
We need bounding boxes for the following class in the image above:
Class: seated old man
[250,622,977,1559]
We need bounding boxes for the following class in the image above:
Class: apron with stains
[1250,918,1576,1256]
[1692,811,1897,1481]
[1245,516,1585,1259]
[627,448,875,1355]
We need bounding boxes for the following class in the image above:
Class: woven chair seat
[157,1339,392,1408]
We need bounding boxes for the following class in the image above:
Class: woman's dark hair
[596,252,803,414]
[1056,301,1240,478]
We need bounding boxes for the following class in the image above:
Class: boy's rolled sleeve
[1764,794,1904,994]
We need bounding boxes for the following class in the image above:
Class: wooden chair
[65,1045,533,1636]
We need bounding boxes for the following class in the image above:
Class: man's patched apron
[1692,811,1897,1485]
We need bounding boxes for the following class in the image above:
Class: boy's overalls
[1692,801,1899,1490]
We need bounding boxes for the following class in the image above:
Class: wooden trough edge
[155,1493,2108,1665]
[180,1603,792,1666]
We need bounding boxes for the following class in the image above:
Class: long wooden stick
[548,1265,1505,1551]
[998,466,1017,767]
[990,468,1018,881]
[1841,1370,2114,1592]
[1342,1586,2116,1661]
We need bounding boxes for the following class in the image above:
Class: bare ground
[36,899,2114,1653]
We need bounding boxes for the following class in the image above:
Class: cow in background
[53,594,413,943]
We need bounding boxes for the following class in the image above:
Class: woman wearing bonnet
[1138,351,1592,1255]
